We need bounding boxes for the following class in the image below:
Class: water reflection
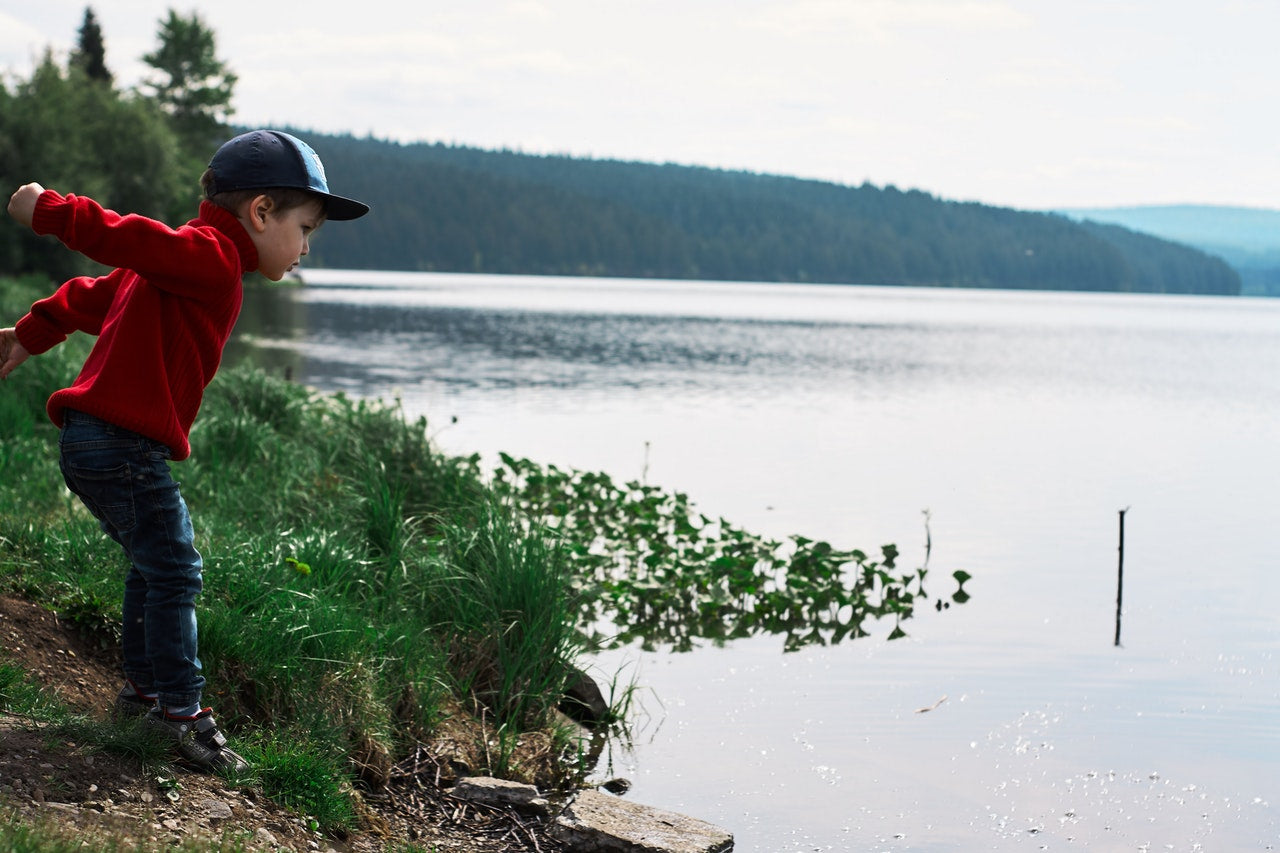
[229,275,1280,417]
[224,280,308,379]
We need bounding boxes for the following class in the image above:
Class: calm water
[234,270,1279,851]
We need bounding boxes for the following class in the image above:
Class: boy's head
[202,130,369,221]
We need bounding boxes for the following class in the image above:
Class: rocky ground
[0,594,565,852]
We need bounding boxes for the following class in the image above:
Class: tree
[141,10,236,153]
[71,7,112,84]
[0,51,188,277]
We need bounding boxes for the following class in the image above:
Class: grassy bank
[0,274,962,848]
[0,275,599,836]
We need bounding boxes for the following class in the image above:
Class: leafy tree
[71,7,112,84]
[0,9,242,275]
[141,10,236,155]
[0,82,19,271]
[0,52,188,278]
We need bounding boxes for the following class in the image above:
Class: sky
[2,0,1278,212]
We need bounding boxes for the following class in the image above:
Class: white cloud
[0,11,65,71]
[745,0,1030,42]
[2,0,1279,208]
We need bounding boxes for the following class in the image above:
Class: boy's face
[244,196,326,281]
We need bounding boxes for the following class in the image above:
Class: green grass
[0,272,949,839]
[0,275,596,831]
[236,730,358,830]
[0,661,72,726]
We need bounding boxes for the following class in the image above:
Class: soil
[0,594,565,852]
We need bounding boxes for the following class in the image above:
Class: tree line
[0,10,1240,296]
[304,135,1239,295]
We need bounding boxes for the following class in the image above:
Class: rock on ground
[552,789,734,853]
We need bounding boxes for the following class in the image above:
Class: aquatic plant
[491,454,972,652]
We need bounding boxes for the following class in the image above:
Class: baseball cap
[206,130,369,221]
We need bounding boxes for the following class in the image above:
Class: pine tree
[141,10,237,154]
[71,7,112,84]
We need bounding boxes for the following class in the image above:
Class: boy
[0,130,368,772]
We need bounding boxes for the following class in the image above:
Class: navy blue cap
[206,130,369,221]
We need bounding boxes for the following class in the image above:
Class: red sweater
[15,191,259,460]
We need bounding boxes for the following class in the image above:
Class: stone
[552,789,733,853]
[601,778,632,795]
[559,667,610,726]
[38,802,79,815]
[451,776,549,814]
[200,798,234,820]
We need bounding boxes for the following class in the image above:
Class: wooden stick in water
[1115,507,1128,647]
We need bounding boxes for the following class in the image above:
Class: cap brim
[322,193,369,221]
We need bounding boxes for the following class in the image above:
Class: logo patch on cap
[307,149,327,183]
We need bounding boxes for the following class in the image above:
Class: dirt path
[0,594,560,852]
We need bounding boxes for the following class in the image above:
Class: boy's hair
[200,168,325,218]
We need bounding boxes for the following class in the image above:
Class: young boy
[0,130,368,772]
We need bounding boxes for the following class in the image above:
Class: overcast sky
[3,0,1277,211]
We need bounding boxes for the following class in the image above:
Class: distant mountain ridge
[1056,205,1280,296]
[294,130,1241,296]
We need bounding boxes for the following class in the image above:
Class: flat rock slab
[451,776,550,813]
[552,789,733,853]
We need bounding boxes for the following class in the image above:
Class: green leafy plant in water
[490,454,971,652]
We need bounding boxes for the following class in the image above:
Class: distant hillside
[1057,205,1280,296]
[297,131,1240,296]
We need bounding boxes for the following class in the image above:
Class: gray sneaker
[111,692,156,719]
[146,707,250,774]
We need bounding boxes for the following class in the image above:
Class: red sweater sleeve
[15,192,258,461]
[29,190,253,298]
[14,270,129,355]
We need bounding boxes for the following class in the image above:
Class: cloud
[4,0,1280,208]
[0,11,62,70]
[745,0,1030,42]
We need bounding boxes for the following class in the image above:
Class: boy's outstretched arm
[7,182,45,228]
[2,183,44,379]
[0,328,29,380]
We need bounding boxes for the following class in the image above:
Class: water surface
[234,271,1279,850]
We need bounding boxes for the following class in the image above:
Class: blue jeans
[58,410,204,709]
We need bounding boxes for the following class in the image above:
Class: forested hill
[303,131,1239,295]
[1057,205,1280,296]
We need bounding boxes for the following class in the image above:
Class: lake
[231,270,1279,851]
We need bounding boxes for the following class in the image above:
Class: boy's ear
[244,194,276,233]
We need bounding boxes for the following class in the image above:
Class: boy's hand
[0,328,29,380]
[7,183,45,229]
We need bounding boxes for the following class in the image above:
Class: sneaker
[111,691,157,719]
[146,707,250,774]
